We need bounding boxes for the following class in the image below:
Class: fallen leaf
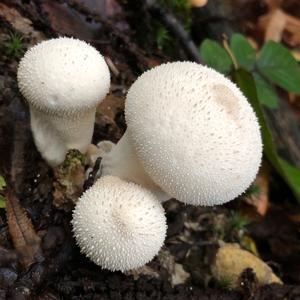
[5,189,43,269]
[211,243,282,288]
[172,263,190,286]
[190,0,208,8]
[0,3,45,45]
[41,0,101,40]
[258,3,300,47]
[264,9,286,42]
[97,94,124,121]
[158,248,190,286]
[244,163,270,216]
[75,0,123,18]
[126,265,159,280]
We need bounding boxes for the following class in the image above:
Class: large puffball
[72,176,167,272]
[125,62,262,206]
[17,37,110,115]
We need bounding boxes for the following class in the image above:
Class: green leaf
[233,69,300,202]
[253,73,279,108]
[0,195,5,208]
[230,34,256,71]
[0,175,5,190]
[199,39,232,74]
[278,158,300,195]
[257,41,300,94]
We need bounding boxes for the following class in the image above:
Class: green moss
[5,32,24,57]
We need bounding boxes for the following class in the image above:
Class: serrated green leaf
[230,34,256,71]
[199,39,232,74]
[0,195,5,208]
[257,41,300,94]
[253,73,279,108]
[0,175,5,190]
[233,69,300,202]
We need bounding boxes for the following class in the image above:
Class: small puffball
[125,62,262,206]
[17,37,110,116]
[72,176,167,272]
[16,37,110,167]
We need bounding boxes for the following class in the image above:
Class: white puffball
[72,176,167,272]
[125,62,262,206]
[17,37,110,115]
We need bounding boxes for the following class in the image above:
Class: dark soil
[0,0,300,299]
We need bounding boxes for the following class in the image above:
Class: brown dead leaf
[41,0,101,40]
[190,0,208,8]
[244,163,270,216]
[97,94,124,121]
[264,9,287,42]
[76,0,123,18]
[126,265,159,280]
[258,1,300,46]
[5,189,43,269]
[0,3,45,45]
[93,94,125,143]
[158,248,190,286]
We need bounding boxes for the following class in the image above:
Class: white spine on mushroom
[100,62,262,206]
[17,37,110,167]
[72,176,167,272]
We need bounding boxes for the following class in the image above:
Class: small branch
[145,0,202,63]
[222,36,239,70]
[83,157,102,191]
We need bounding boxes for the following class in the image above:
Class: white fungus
[17,37,110,167]
[72,176,167,272]
[100,62,262,206]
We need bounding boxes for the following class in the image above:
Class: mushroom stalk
[30,107,96,167]
[17,37,110,167]
[100,131,170,201]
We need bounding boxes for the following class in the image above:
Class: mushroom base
[30,107,96,167]
[100,131,170,202]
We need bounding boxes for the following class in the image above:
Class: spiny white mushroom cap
[17,37,110,116]
[125,62,262,206]
[72,176,167,272]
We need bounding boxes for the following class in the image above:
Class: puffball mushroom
[100,62,262,205]
[17,37,110,167]
[72,176,166,272]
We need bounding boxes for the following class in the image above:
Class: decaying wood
[5,189,43,269]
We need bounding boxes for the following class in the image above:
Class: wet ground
[1,0,300,299]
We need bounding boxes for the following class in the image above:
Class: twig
[83,157,102,191]
[145,0,202,63]
[222,35,238,70]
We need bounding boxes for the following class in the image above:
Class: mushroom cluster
[18,37,110,167]
[17,40,262,272]
[74,62,262,271]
